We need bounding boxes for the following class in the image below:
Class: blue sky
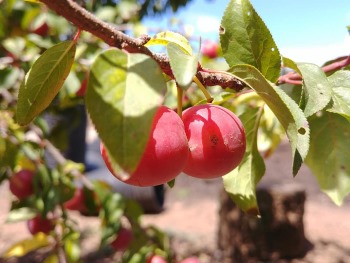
[143,0,350,65]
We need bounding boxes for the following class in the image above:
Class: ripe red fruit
[64,188,87,212]
[27,215,54,235]
[146,254,167,263]
[9,169,35,199]
[181,257,201,263]
[182,104,246,179]
[32,22,49,36]
[76,77,88,97]
[101,105,189,187]
[201,40,219,59]
[110,228,133,251]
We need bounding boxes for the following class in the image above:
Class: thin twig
[278,54,350,85]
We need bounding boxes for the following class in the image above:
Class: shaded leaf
[327,70,350,122]
[16,41,76,125]
[167,42,198,89]
[306,112,350,205]
[229,65,309,175]
[223,106,265,214]
[85,49,166,179]
[220,0,281,82]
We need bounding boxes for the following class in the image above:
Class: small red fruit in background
[181,257,201,263]
[32,22,49,36]
[201,40,219,59]
[110,227,133,251]
[9,169,35,199]
[146,254,167,263]
[76,76,88,97]
[27,215,54,235]
[64,188,87,212]
[101,105,189,187]
[182,104,246,179]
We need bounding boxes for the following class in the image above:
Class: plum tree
[182,104,246,179]
[110,227,133,251]
[101,105,189,187]
[9,170,35,200]
[27,215,54,235]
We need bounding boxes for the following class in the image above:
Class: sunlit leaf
[167,42,198,89]
[220,0,281,82]
[3,233,50,259]
[229,64,309,175]
[223,106,265,214]
[306,112,350,205]
[16,41,76,125]
[6,207,37,223]
[297,63,332,117]
[327,70,350,122]
[145,31,192,55]
[86,49,166,179]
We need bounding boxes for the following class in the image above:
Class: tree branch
[39,0,245,91]
[278,54,350,85]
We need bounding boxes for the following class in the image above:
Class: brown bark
[218,183,311,262]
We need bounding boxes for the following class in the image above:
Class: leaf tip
[246,206,260,217]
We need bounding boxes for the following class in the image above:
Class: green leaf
[16,41,76,125]
[223,106,265,214]
[100,192,125,244]
[6,207,37,223]
[229,65,309,175]
[145,31,192,55]
[167,42,198,89]
[86,49,167,178]
[64,231,80,263]
[327,70,350,122]
[306,112,350,205]
[297,63,332,117]
[220,0,281,82]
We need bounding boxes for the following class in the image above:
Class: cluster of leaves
[0,1,173,262]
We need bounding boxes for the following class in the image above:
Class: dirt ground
[0,139,350,263]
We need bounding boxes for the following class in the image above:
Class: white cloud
[194,15,221,34]
[280,35,350,66]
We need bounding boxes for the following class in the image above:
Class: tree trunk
[218,182,311,262]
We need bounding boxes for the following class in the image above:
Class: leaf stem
[193,76,213,103]
[73,28,82,43]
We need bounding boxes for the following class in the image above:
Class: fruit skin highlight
[182,104,246,179]
[101,105,189,187]
[146,254,167,263]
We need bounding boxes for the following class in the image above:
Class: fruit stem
[177,85,183,117]
[193,76,213,103]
